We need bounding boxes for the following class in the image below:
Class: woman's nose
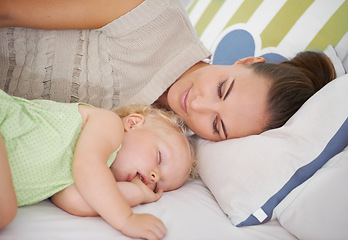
[150,170,160,183]
[190,95,216,112]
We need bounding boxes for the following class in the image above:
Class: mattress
[0,179,296,240]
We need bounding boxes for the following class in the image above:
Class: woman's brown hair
[249,51,337,131]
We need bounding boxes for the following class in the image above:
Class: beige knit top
[0,0,211,109]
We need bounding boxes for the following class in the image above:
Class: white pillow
[274,147,348,239]
[324,45,346,77]
[195,73,348,226]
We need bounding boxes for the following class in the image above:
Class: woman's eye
[212,117,219,134]
[217,81,224,98]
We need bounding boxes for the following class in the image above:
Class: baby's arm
[51,178,163,217]
[0,133,17,228]
[0,0,144,29]
[72,106,166,239]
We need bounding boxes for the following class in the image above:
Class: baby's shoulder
[78,104,120,123]
[79,105,124,151]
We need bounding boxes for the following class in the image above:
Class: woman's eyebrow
[223,78,234,100]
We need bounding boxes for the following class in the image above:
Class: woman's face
[167,62,271,141]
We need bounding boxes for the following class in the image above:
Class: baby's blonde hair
[114,104,198,180]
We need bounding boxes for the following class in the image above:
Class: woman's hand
[120,213,167,240]
[131,176,163,204]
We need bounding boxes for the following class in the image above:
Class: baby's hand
[131,177,163,204]
[120,213,167,240]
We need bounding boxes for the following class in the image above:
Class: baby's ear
[123,114,145,131]
[234,56,265,65]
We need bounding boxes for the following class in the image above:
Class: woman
[0,0,337,141]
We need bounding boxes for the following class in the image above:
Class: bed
[1,0,348,239]
[1,180,297,240]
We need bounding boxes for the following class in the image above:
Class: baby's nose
[150,170,160,183]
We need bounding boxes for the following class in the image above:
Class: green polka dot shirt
[0,90,118,206]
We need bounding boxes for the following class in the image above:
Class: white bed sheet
[0,180,296,240]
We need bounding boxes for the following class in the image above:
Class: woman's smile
[181,87,191,113]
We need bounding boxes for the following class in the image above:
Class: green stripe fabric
[195,0,225,36]
[186,0,347,52]
[223,0,263,30]
[186,0,199,14]
[306,1,348,51]
[260,0,314,49]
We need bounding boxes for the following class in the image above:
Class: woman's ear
[123,114,145,132]
[234,56,265,65]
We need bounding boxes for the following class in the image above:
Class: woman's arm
[72,106,166,239]
[0,0,144,29]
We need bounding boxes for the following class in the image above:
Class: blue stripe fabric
[237,117,348,227]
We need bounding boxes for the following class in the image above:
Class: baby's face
[111,122,191,192]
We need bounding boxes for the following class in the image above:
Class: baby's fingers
[121,214,167,240]
[143,187,163,204]
[145,218,167,240]
[154,188,163,201]
[148,219,167,240]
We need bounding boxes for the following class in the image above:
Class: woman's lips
[181,87,191,113]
